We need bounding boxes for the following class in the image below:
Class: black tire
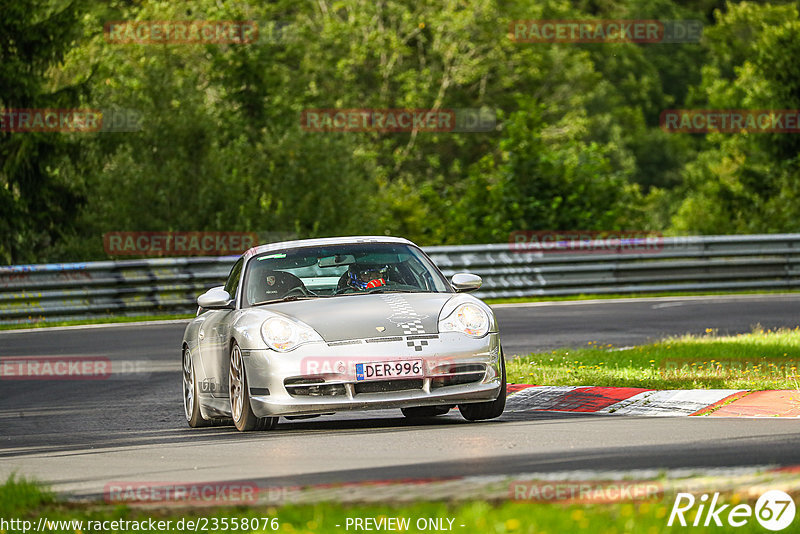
[458,349,506,421]
[183,347,211,428]
[401,405,452,418]
[229,343,278,432]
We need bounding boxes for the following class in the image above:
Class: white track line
[491,293,800,308]
[0,319,191,335]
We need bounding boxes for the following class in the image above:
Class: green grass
[0,476,773,533]
[0,477,56,516]
[506,327,800,390]
[0,314,194,331]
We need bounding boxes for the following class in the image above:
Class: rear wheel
[229,343,278,432]
[458,349,506,421]
[183,347,210,428]
[401,406,452,418]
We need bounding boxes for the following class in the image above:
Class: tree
[0,0,89,263]
[671,1,800,233]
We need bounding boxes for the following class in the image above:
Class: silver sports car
[182,236,505,431]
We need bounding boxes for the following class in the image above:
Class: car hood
[266,292,454,342]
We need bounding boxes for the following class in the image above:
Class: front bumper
[241,332,502,417]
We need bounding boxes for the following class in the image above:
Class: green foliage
[0,0,90,264]
[671,1,800,234]
[3,0,800,262]
[0,475,55,516]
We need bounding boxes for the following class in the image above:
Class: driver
[346,264,388,290]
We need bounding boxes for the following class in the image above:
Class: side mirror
[197,286,234,309]
[451,273,482,292]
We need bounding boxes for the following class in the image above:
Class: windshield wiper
[252,295,319,306]
[331,288,420,297]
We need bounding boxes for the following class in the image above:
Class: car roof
[242,236,415,260]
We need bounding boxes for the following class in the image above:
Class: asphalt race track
[1,294,799,498]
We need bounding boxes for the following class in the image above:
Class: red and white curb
[506,385,800,417]
[262,465,800,504]
[99,465,800,506]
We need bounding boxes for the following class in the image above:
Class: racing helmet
[347,264,387,290]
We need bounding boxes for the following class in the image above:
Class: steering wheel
[332,286,355,295]
[284,285,312,298]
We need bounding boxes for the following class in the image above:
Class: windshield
[242,242,451,306]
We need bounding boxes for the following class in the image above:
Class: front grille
[354,379,424,394]
[433,363,485,374]
[286,383,348,397]
[430,363,486,389]
[285,377,322,386]
[365,337,404,344]
[430,374,484,388]
[327,340,363,347]
[284,377,347,397]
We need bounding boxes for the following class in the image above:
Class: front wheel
[458,349,506,421]
[183,347,210,428]
[229,343,278,432]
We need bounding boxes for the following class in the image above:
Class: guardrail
[1,234,799,325]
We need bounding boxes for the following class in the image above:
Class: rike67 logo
[668,491,795,530]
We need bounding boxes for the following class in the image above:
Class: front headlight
[260,316,323,352]
[438,303,490,338]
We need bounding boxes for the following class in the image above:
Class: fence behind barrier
[1,234,799,325]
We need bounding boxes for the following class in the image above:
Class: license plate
[355,359,423,381]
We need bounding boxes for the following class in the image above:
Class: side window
[224,258,244,300]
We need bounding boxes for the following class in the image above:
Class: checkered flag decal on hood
[381,294,431,351]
